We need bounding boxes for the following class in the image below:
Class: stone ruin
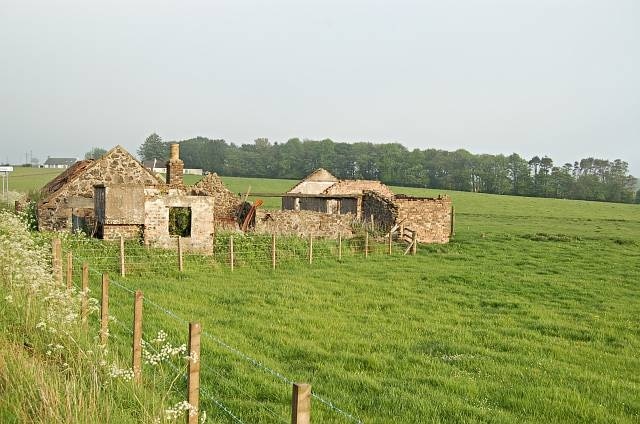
[278,168,453,243]
[38,147,453,251]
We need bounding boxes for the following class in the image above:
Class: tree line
[138,133,639,204]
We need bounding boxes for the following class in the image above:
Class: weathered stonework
[362,191,398,231]
[280,168,454,243]
[166,144,184,186]
[37,146,162,232]
[254,210,354,238]
[394,195,452,243]
[143,188,215,252]
[103,225,143,241]
[324,180,395,199]
[190,172,241,229]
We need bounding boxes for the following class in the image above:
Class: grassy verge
[0,212,207,423]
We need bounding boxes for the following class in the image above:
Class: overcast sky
[1,0,638,175]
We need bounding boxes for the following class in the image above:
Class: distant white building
[43,157,78,169]
[143,158,203,175]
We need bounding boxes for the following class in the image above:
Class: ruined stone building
[38,146,452,249]
[278,168,453,243]
[38,144,242,252]
[37,146,162,232]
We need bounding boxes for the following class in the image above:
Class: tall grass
[0,211,206,423]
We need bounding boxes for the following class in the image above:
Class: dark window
[169,207,192,237]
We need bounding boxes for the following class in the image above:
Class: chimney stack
[166,143,184,186]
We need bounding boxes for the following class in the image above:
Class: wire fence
[66,231,418,279]
[64,235,370,423]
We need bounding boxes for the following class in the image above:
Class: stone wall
[103,224,143,241]
[253,210,354,238]
[143,188,215,252]
[362,191,398,232]
[37,146,162,232]
[394,195,452,243]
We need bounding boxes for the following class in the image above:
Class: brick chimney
[166,143,184,186]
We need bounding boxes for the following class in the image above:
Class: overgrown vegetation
[0,212,206,423]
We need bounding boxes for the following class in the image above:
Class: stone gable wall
[394,196,452,243]
[37,147,162,232]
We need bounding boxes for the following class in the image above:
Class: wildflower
[109,364,135,381]
[4,294,13,303]
[164,401,197,420]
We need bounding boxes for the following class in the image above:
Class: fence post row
[81,262,89,329]
[271,233,276,270]
[178,236,184,272]
[291,383,311,424]
[100,273,109,345]
[450,205,455,237]
[52,238,62,284]
[364,232,369,258]
[120,235,126,277]
[66,251,73,289]
[229,235,234,271]
[411,230,417,256]
[132,290,143,383]
[187,322,202,424]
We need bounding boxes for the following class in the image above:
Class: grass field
[10,167,640,422]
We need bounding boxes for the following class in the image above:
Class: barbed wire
[71,248,368,424]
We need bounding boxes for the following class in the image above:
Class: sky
[1,0,638,175]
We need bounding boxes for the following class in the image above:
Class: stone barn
[279,168,454,243]
[37,146,162,233]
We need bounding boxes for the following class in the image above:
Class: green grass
[61,188,640,423]
[13,166,640,422]
[6,167,63,194]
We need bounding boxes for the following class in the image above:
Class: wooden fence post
[364,232,369,258]
[100,273,109,345]
[229,235,234,271]
[271,233,276,270]
[450,205,455,238]
[399,224,404,243]
[338,233,342,261]
[178,236,184,272]
[81,262,89,329]
[66,251,73,289]
[119,235,126,277]
[308,234,313,264]
[52,238,62,284]
[132,290,143,383]
[412,230,417,256]
[291,383,311,424]
[187,322,202,424]
[388,232,392,255]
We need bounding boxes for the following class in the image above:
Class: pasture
[11,166,640,422]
